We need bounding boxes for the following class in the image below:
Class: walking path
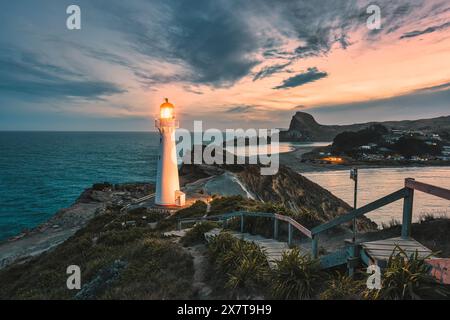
[205,228,293,267]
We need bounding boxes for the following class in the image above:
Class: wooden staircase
[177,178,449,283]
[205,228,293,268]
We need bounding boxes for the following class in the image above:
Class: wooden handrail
[274,213,312,238]
[405,178,450,200]
[177,211,313,239]
[311,188,407,236]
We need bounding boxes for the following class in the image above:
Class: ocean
[0,132,160,241]
[0,132,449,241]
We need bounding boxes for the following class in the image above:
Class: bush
[181,221,219,246]
[156,200,208,231]
[270,248,323,299]
[207,232,270,298]
[209,196,250,214]
[319,272,365,300]
[174,200,208,219]
[364,246,449,300]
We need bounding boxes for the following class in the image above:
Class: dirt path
[184,244,212,299]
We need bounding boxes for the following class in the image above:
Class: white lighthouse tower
[155,98,185,207]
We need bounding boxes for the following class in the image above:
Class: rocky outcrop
[280,111,450,142]
[180,162,377,231]
[236,165,376,231]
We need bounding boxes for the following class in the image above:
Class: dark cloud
[414,81,450,93]
[95,0,260,88]
[400,21,450,39]
[93,0,378,87]
[0,49,125,100]
[273,67,328,90]
[253,62,292,81]
[225,105,257,113]
[309,81,450,124]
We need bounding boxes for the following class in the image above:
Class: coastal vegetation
[364,247,449,300]
[0,204,195,299]
[270,248,323,299]
[181,221,218,246]
[0,161,448,301]
[206,232,270,299]
[203,228,449,300]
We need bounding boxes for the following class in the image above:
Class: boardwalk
[361,236,434,267]
[205,228,292,267]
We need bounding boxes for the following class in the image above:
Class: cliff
[280,111,450,142]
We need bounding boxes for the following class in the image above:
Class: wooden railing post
[402,178,415,239]
[312,235,318,259]
[273,218,279,239]
[288,223,293,246]
[240,214,244,233]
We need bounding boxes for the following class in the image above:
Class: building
[155,99,186,207]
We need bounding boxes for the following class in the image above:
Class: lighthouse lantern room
[155,98,185,207]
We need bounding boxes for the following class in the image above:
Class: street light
[350,168,358,242]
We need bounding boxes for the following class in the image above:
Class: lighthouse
[155,98,185,207]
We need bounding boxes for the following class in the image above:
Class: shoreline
[279,145,450,173]
[1,146,448,270]
[0,183,154,269]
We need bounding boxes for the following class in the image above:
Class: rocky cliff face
[236,165,376,231]
[280,111,450,142]
[180,162,376,231]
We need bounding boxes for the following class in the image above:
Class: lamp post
[350,168,358,242]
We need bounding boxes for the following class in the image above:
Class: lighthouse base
[155,190,186,207]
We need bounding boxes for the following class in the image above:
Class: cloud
[413,81,450,93]
[253,62,292,81]
[400,21,450,39]
[93,0,382,87]
[0,49,125,101]
[308,81,450,124]
[273,67,328,89]
[225,105,257,113]
[95,0,260,88]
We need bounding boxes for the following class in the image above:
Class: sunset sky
[0,0,449,130]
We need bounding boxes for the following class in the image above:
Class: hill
[280,112,450,142]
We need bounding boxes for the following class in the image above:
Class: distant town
[303,124,450,166]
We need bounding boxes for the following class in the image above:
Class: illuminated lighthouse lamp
[155,98,186,207]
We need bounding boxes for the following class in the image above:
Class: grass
[319,272,365,300]
[180,221,219,246]
[0,208,195,300]
[364,246,449,300]
[270,248,323,299]
[381,218,401,229]
[206,232,270,299]
[208,196,320,241]
[156,200,207,231]
[205,232,326,300]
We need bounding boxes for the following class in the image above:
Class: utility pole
[350,168,358,242]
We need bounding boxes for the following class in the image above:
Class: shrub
[207,232,270,298]
[155,200,207,231]
[319,272,365,300]
[174,200,208,219]
[270,248,322,299]
[181,221,219,246]
[364,246,449,300]
[209,196,249,214]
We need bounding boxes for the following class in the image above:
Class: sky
[0,0,449,131]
